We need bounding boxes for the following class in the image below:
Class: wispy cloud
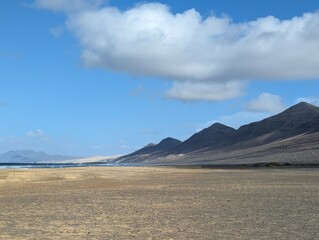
[167,81,245,101]
[246,93,286,113]
[26,129,47,139]
[34,1,319,101]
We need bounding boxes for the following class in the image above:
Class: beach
[0,167,318,239]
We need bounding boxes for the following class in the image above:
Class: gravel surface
[0,167,318,239]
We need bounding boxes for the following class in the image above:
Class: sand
[0,167,318,239]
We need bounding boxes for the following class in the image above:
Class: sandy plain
[0,167,318,239]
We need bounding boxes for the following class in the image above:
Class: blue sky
[1,0,319,156]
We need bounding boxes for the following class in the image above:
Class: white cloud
[296,97,319,106]
[26,129,46,138]
[35,2,319,101]
[167,81,245,101]
[246,93,286,113]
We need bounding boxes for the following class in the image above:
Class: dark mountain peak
[232,101,319,148]
[272,102,319,125]
[119,102,319,164]
[174,102,319,154]
[159,137,181,145]
[207,122,235,132]
[284,102,319,114]
[143,143,156,148]
[294,101,317,109]
[117,137,181,162]
[172,123,235,153]
[211,122,226,127]
[157,137,182,149]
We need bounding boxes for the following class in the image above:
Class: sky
[1,0,319,156]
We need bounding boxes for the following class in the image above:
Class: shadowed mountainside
[117,137,181,163]
[173,123,236,153]
[118,102,319,165]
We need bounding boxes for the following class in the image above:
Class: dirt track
[0,167,318,239]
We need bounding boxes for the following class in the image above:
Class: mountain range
[1,102,318,165]
[117,102,319,165]
[0,150,79,163]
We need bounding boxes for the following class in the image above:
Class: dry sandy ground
[0,167,318,239]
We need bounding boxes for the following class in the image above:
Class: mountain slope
[156,132,319,165]
[173,123,235,153]
[119,102,319,165]
[117,137,181,163]
[226,102,319,149]
[171,102,319,153]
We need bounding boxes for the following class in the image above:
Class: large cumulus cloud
[35,0,319,101]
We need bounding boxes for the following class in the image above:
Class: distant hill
[118,102,319,165]
[0,150,79,163]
